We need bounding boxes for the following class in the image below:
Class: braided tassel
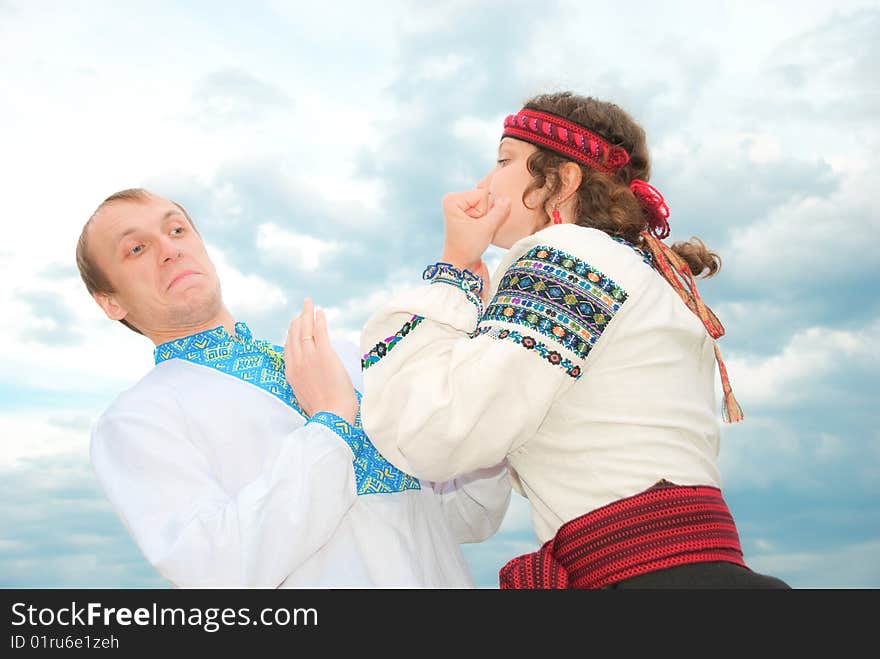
[714,342,744,423]
[640,232,744,423]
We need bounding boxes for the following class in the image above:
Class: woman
[320,91,786,588]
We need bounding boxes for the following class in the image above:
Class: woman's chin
[491,229,533,250]
[490,228,518,250]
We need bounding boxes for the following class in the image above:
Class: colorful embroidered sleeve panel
[475,245,628,380]
[362,315,424,371]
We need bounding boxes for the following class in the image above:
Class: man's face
[88,194,223,336]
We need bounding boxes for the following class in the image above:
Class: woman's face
[477,137,548,249]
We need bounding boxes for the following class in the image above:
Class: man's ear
[93,292,128,322]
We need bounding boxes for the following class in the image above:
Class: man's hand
[284,298,358,426]
[440,189,510,274]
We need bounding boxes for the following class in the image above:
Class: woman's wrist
[440,250,479,273]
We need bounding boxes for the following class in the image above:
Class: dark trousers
[610,561,791,589]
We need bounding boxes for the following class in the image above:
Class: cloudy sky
[1,0,878,588]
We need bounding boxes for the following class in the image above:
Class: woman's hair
[521,91,720,278]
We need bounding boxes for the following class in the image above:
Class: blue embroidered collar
[154,322,253,364]
[154,321,305,417]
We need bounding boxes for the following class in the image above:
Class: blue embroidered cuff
[422,261,484,317]
[422,262,484,293]
[307,410,421,496]
[306,412,365,458]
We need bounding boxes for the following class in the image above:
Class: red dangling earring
[551,208,563,224]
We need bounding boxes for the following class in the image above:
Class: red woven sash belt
[499,481,747,589]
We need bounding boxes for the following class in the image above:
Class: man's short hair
[76,188,198,335]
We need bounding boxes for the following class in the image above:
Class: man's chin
[165,293,224,329]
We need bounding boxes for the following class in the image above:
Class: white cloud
[0,539,26,552]
[0,413,90,468]
[723,321,879,409]
[747,135,783,164]
[0,277,154,393]
[254,223,341,273]
[0,244,288,395]
[206,243,288,312]
[0,455,166,587]
[715,321,879,490]
[725,168,879,284]
[414,54,469,81]
[319,265,428,345]
[191,69,291,125]
[718,413,880,492]
[388,0,463,33]
[317,257,511,350]
[451,114,505,184]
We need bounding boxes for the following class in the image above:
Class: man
[78,188,510,588]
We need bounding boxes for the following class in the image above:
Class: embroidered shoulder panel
[478,245,628,364]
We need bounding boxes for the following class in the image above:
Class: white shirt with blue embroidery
[360,224,723,545]
[90,323,511,588]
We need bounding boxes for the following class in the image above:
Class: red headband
[502,108,671,239]
[502,109,630,175]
